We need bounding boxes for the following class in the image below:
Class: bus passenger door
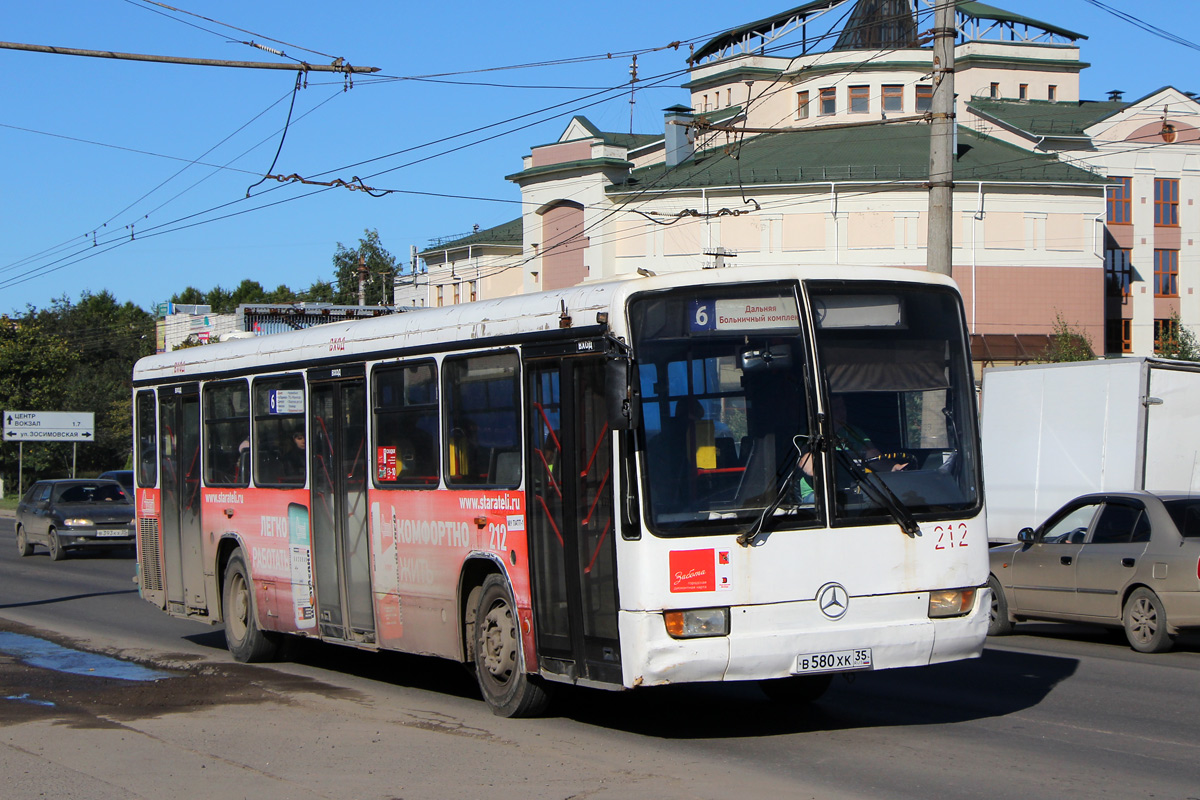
[525,352,621,685]
[158,387,206,614]
[309,371,376,644]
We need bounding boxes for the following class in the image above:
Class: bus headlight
[664,608,729,638]
[928,588,976,618]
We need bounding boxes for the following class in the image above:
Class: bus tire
[223,549,280,662]
[987,575,1014,636]
[472,573,551,718]
[759,674,833,704]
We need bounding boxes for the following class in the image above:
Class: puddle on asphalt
[0,632,173,682]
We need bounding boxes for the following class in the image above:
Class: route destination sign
[3,410,96,442]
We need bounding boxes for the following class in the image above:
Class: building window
[1105,248,1132,297]
[916,84,933,113]
[1154,249,1179,297]
[1107,177,1132,224]
[1048,85,1057,101]
[1107,319,1132,354]
[1155,178,1179,226]
[469,280,478,302]
[849,85,869,114]
[1155,318,1180,352]
[989,82,1000,99]
[727,88,732,106]
[1018,84,1028,101]
[436,285,444,307]
[820,87,836,115]
[797,90,810,119]
[882,84,903,113]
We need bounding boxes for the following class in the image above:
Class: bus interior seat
[715,436,738,469]
[490,449,521,485]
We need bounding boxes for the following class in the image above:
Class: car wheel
[48,528,67,561]
[15,525,33,557]
[987,575,1014,636]
[472,573,551,717]
[1123,587,1174,653]
[222,549,280,662]
[759,674,833,704]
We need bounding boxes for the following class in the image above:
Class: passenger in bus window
[277,423,306,482]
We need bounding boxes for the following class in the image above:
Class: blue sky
[2,0,1196,315]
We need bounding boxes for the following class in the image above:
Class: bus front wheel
[471,574,551,718]
[223,549,280,662]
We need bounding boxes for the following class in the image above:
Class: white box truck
[980,357,1200,542]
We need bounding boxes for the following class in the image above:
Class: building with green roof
[426,1,1200,360]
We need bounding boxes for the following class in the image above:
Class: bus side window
[136,390,157,488]
[252,375,306,487]
[203,379,250,488]
[443,351,521,487]
[373,361,440,487]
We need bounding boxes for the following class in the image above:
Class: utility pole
[926,0,955,277]
[357,254,367,307]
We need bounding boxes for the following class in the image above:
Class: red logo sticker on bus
[377,447,397,481]
[670,549,716,593]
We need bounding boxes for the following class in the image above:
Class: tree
[303,279,335,303]
[205,286,235,314]
[229,279,269,308]
[331,228,398,306]
[1041,313,1094,362]
[0,292,155,487]
[1154,311,1200,361]
[0,316,80,485]
[171,286,207,306]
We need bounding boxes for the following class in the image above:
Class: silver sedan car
[988,491,1200,652]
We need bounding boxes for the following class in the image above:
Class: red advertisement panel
[669,548,716,593]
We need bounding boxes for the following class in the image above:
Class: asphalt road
[2,512,1199,800]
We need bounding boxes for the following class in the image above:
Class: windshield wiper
[736,453,805,547]
[833,442,921,537]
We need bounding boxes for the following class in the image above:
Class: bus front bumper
[619,589,988,688]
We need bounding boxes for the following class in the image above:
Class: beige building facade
[432,1,1199,362]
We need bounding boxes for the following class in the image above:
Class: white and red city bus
[132,265,988,716]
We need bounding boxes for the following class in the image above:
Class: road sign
[3,410,96,442]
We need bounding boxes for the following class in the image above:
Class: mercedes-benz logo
[817,582,849,620]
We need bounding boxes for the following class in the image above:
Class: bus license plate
[795,648,872,674]
[95,530,129,538]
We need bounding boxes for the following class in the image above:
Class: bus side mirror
[606,359,640,431]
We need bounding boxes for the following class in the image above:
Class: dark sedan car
[15,479,135,561]
[988,491,1200,652]
[99,469,134,496]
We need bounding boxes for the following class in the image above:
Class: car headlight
[928,588,977,618]
[664,607,730,638]
[63,518,94,527]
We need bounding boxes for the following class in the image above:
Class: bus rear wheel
[222,549,280,662]
[472,574,551,718]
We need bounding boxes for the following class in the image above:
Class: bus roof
[133,264,958,384]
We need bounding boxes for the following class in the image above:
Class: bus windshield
[630,281,979,535]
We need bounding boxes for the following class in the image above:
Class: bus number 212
[488,523,508,551]
[934,523,968,549]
